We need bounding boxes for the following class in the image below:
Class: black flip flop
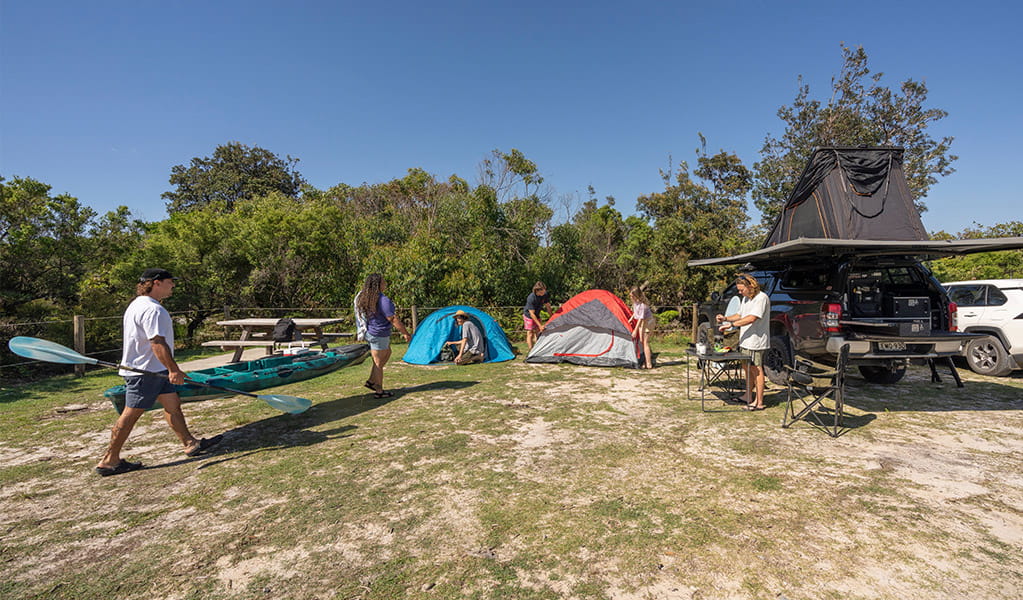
[363,380,377,391]
[373,390,394,399]
[95,460,144,477]
[185,434,224,457]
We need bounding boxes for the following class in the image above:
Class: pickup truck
[690,239,1023,385]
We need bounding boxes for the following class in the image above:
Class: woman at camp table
[355,273,411,398]
[715,273,770,410]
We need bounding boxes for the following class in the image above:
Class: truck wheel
[763,335,791,386]
[964,335,1014,377]
[858,364,907,384]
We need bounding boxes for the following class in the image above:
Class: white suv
[943,279,1023,376]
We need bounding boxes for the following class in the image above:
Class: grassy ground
[1,342,1021,600]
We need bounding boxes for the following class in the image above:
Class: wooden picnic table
[205,317,351,363]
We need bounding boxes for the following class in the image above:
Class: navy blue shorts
[123,372,176,409]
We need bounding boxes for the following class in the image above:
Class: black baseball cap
[139,268,175,282]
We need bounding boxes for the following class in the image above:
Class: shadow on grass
[781,409,878,438]
[843,377,1023,413]
[188,379,478,467]
[652,352,686,367]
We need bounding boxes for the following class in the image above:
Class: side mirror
[710,291,721,302]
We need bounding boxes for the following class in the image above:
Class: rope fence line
[4,305,699,329]
[2,303,700,376]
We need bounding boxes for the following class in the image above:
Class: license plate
[878,341,907,351]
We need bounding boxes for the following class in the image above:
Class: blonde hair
[532,281,547,294]
[629,286,648,304]
[735,273,761,295]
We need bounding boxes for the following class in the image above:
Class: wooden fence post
[691,303,699,342]
[410,306,418,334]
[73,315,85,377]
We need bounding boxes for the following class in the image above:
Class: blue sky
[2,0,1020,233]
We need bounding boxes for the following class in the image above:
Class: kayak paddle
[8,336,312,414]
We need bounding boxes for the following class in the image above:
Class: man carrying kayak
[94,268,222,476]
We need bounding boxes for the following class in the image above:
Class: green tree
[124,205,250,337]
[477,148,547,205]
[928,221,1023,281]
[163,142,306,213]
[363,174,542,307]
[637,144,753,305]
[753,44,956,229]
[76,206,148,322]
[530,222,582,299]
[0,176,96,317]
[234,193,364,308]
[569,190,628,292]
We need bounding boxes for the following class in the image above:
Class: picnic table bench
[209,317,352,362]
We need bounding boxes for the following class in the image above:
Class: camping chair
[781,344,849,437]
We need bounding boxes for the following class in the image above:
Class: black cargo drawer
[888,296,930,318]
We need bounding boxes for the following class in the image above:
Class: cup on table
[695,343,707,355]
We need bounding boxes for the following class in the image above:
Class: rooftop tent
[402,305,514,365]
[763,147,929,247]
[525,289,640,368]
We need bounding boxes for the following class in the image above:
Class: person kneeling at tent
[447,310,485,365]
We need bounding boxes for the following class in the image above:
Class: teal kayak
[104,343,370,413]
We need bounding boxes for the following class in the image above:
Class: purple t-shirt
[366,294,396,337]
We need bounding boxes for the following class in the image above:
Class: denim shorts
[365,332,391,351]
[124,372,176,409]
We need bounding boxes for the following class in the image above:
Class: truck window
[780,270,828,289]
[882,267,920,286]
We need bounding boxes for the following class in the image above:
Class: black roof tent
[764,147,928,247]
[688,146,1023,268]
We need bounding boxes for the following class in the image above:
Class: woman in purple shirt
[355,273,411,398]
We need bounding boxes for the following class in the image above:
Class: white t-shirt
[119,295,174,376]
[632,302,654,323]
[738,291,770,351]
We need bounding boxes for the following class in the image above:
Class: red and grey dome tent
[525,289,640,368]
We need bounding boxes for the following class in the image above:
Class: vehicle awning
[688,237,1023,267]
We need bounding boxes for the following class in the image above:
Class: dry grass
[1,344,1021,599]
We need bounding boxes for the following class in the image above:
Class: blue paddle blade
[8,336,97,365]
[260,394,312,414]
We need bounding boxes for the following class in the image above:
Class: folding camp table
[685,348,752,411]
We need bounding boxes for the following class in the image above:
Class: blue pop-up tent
[402,305,515,365]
